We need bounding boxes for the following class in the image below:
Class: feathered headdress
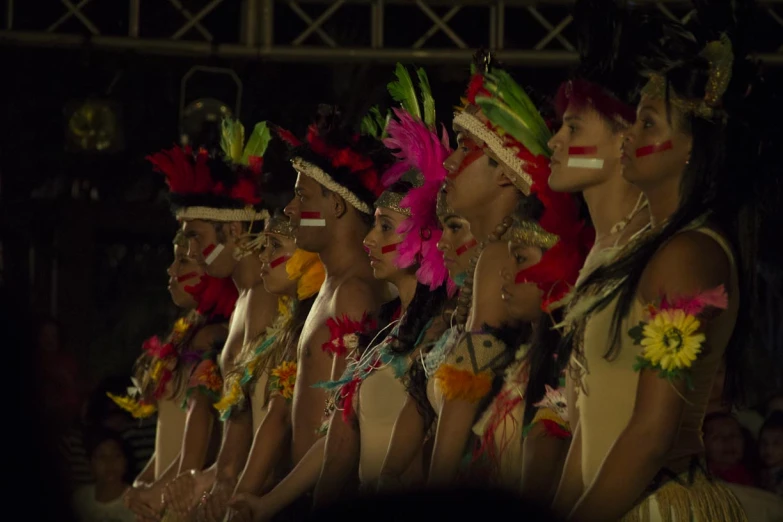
[512,165,594,312]
[454,51,551,196]
[374,64,452,293]
[290,105,394,215]
[554,0,654,125]
[147,119,272,222]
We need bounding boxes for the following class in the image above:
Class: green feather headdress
[220,118,273,166]
[361,62,438,139]
[453,57,552,194]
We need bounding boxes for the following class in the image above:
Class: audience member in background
[72,428,136,522]
[703,412,758,488]
[759,411,783,496]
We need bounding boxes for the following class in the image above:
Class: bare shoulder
[333,276,381,318]
[191,323,228,353]
[640,228,732,303]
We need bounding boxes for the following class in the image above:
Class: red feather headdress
[147,121,270,223]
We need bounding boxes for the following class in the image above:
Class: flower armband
[269,360,297,401]
[629,285,728,389]
[214,373,246,421]
[184,356,223,406]
[321,313,377,356]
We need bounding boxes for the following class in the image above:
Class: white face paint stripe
[204,243,225,265]
[299,219,326,227]
[567,158,605,169]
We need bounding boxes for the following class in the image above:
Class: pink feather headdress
[381,108,453,293]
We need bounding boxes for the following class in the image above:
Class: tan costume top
[357,364,411,485]
[577,227,739,488]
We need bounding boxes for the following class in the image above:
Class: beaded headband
[264,214,295,238]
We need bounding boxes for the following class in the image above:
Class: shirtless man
[228,109,392,519]
[147,141,279,521]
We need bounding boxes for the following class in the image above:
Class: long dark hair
[522,308,569,425]
[571,5,782,405]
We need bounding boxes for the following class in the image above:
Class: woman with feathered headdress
[555,1,783,520]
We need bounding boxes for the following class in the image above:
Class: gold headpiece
[642,34,733,121]
[509,218,559,250]
[264,214,295,238]
[374,169,422,217]
[436,189,454,218]
[375,190,411,217]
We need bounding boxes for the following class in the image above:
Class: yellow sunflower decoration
[630,285,728,389]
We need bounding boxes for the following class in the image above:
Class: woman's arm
[568,371,686,521]
[233,396,292,496]
[378,396,426,489]
[520,423,570,505]
[312,409,360,509]
[177,391,216,473]
[551,422,583,519]
[134,453,157,487]
[427,398,479,486]
[229,437,326,521]
[568,232,732,521]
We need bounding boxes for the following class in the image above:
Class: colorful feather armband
[433,331,512,403]
[321,313,377,356]
[629,285,728,389]
[521,383,570,439]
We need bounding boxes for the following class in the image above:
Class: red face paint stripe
[270,255,289,268]
[301,211,321,219]
[381,243,400,254]
[456,238,478,256]
[202,244,215,257]
[450,148,485,179]
[635,140,673,158]
[176,272,199,283]
[568,146,599,155]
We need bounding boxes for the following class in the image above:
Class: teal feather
[388,63,420,120]
[417,67,436,127]
[241,121,272,166]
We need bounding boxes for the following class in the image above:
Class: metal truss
[2,0,783,65]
